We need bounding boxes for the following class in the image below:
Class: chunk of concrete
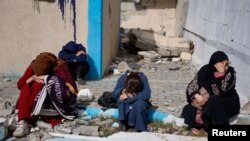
[180,52,192,61]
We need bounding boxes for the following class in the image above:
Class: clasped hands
[26,75,46,84]
[119,89,135,101]
[192,87,210,109]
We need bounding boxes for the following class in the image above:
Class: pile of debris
[121,28,194,63]
[105,28,194,76]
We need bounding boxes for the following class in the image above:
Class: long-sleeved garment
[112,71,151,131]
[181,65,240,128]
[58,41,87,62]
[58,41,90,81]
[17,62,77,122]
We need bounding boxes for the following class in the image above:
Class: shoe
[119,122,128,131]
[13,122,29,137]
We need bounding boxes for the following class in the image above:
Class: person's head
[209,51,230,72]
[124,71,143,94]
[32,52,57,76]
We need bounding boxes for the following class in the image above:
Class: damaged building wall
[0,0,88,76]
[178,0,250,98]
[121,0,177,37]
[103,0,121,75]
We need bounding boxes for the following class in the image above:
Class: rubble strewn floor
[1,49,250,140]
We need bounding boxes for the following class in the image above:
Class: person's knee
[208,95,221,104]
[133,100,148,112]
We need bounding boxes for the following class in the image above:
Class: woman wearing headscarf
[181,51,240,133]
[58,41,90,85]
[112,71,151,132]
[14,52,77,137]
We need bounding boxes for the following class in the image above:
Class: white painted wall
[0,0,88,76]
[179,0,250,99]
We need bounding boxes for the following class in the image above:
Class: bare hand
[119,93,128,100]
[199,87,209,102]
[194,94,204,104]
[34,75,46,84]
[26,75,36,84]
[76,50,86,56]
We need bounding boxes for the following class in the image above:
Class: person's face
[214,60,230,72]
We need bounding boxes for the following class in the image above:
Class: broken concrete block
[117,61,132,73]
[131,29,193,56]
[156,48,171,56]
[54,124,72,134]
[180,52,192,61]
[0,100,13,117]
[138,51,161,59]
[134,39,157,51]
[72,126,99,136]
[96,119,113,126]
[172,57,181,62]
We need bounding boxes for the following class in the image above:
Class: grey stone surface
[1,54,250,140]
[76,60,197,116]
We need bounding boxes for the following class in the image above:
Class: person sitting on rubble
[58,41,90,85]
[112,71,151,132]
[14,52,78,137]
[181,51,240,134]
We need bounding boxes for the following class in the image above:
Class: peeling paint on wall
[58,0,77,41]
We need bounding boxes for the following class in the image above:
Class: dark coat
[58,41,87,62]
[112,71,151,131]
[182,64,240,128]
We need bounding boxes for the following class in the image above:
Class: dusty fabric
[54,62,77,93]
[54,59,66,72]
[182,51,240,129]
[17,65,44,120]
[17,52,77,123]
[46,75,77,120]
[112,71,151,131]
[58,41,87,62]
[32,52,57,76]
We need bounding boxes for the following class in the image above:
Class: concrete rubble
[1,43,250,141]
[129,29,194,57]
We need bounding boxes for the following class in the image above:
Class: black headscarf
[209,51,228,68]
[197,51,229,89]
